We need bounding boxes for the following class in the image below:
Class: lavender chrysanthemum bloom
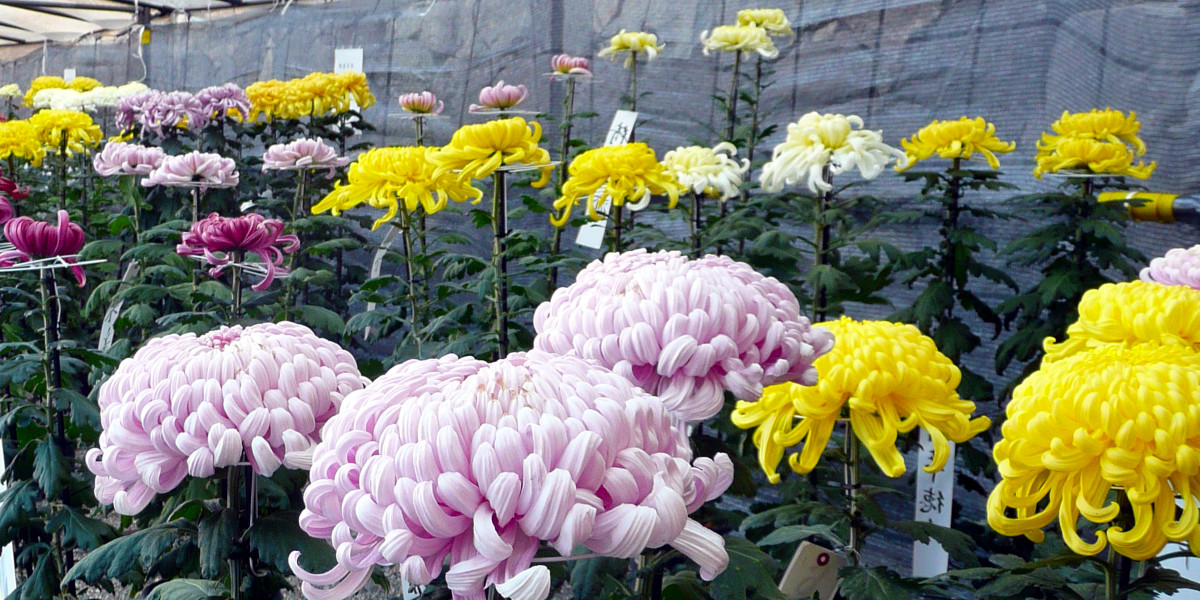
[289,350,732,600]
[1141,245,1200,291]
[115,89,164,131]
[195,83,251,121]
[262,138,349,177]
[142,151,239,190]
[534,249,836,424]
[86,322,367,515]
[139,90,209,136]
[92,142,166,176]
[398,92,444,116]
[177,213,300,291]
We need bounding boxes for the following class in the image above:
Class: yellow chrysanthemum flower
[1050,108,1147,156]
[551,143,684,227]
[333,71,375,111]
[29,109,102,155]
[24,75,67,107]
[431,117,553,187]
[246,71,375,122]
[661,142,749,201]
[896,116,1015,171]
[0,83,21,98]
[313,146,483,230]
[700,25,779,59]
[598,30,665,68]
[1042,280,1200,364]
[737,8,793,38]
[0,120,46,166]
[732,317,990,483]
[1033,135,1156,179]
[66,76,102,92]
[247,80,289,121]
[988,342,1200,561]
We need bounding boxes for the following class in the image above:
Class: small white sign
[334,48,364,112]
[574,110,638,249]
[1160,498,1200,599]
[779,541,845,600]
[364,226,401,340]
[912,429,954,578]
[99,261,140,351]
[62,68,76,81]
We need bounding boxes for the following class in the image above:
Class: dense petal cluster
[142,151,239,189]
[0,120,47,166]
[469,81,529,112]
[988,342,1200,560]
[86,322,366,515]
[247,71,375,121]
[760,112,907,194]
[1142,245,1200,291]
[289,350,732,600]
[195,83,251,121]
[0,83,20,98]
[897,116,1015,171]
[550,54,592,77]
[399,92,444,115]
[733,317,989,482]
[177,213,300,291]
[534,249,834,424]
[262,138,349,176]
[661,142,750,201]
[431,117,552,186]
[68,76,102,92]
[29,109,103,154]
[1034,108,1155,179]
[0,210,87,285]
[1042,281,1200,364]
[79,82,148,112]
[551,143,682,227]
[700,25,778,58]
[92,142,166,176]
[141,90,210,136]
[737,8,793,38]
[32,88,84,111]
[314,146,483,230]
[24,75,68,106]
[598,30,665,68]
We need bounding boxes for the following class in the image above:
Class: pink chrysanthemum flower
[92,141,167,176]
[86,322,367,515]
[550,54,592,77]
[176,213,300,291]
[142,151,239,190]
[195,83,251,121]
[1141,245,1200,291]
[0,197,11,224]
[534,249,835,424]
[398,91,444,116]
[0,210,86,285]
[468,80,529,112]
[262,138,349,177]
[289,350,733,600]
[115,89,162,132]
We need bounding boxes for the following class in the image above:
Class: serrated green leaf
[33,438,69,497]
[47,506,118,551]
[198,509,237,579]
[248,510,336,575]
[20,550,58,600]
[709,535,785,600]
[570,555,630,600]
[837,566,919,600]
[757,524,843,548]
[294,304,346,335]
[145,578,225,600]
[889,520,978,567]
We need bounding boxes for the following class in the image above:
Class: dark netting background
[0,0,1197,572]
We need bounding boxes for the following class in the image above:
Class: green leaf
[65,522,194,585]
[0,481,39,544]
[20,550,58,600]
[198,509,237,579]
[663,570,711,600]
[889,520,978,567]
[295,304,346,335]
[708,535,785,600]
[248,510,336,575]
[47,506,118,551]
[33,438,69,497]
[570,555,630,600]
[837,566,919,600]
[756,524,843,549]
[145,578,225,600]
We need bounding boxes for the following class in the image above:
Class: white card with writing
[99,261,140,351]
[912,428,954,578]
[779,541,845,600]
[1160,497,1200,599]
[574,110,638,249]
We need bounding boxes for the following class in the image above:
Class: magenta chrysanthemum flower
[1141,244,1200,291]
[142,151,239,189]
[177,213,300,291]
[289,350,733,600]
[398,91,444,116]
[262,138,349,177]
[534,249,836,424]
[469,80,529,112]
[550,54,592,77]
[0,197,11,224]
[195,83,251,121]
[0,170,27,201]
[92,141,167,176]
[0,210,86,285]
[86,322,366,515]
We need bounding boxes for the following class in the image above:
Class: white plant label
[363,226,401,340]
[334,48,364,111]
[575,109,638,249]
[912,428,955,577]
[99,261,140,351]
[63,68,76,81]
[779,541,845,600]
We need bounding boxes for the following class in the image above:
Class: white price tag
[99,261,140,351]
[574,110,638,249]
[63,68,76,81]
[912,429,954,578]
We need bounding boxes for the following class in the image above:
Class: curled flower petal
[1142,245,1200,290]
[760,112,906,194]
[176,212,300,291]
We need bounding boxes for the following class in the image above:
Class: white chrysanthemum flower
[33,88,84,111]
[116,81,148,96]
[80,86,124,111]
[700,25,779,59]
[661,142,751,201]
[760,112,907,194]
[0,84,20,98]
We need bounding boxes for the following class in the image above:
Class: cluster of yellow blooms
[0,119,47,166]
[989,280,1200,560]
[1034,108,1156,179]
[551,143,683,227]
[246,71,375,121]
[23,75,101,107]
[28,109,103,155]
[700,8,793,59]
[732,317,990,483]
[897,116,1015,171]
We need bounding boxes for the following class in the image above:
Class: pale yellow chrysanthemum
[760,111,907,194]
[0,84,21,98]
[551,143,683,227]
[598,30,665,68]
[313,146,482,230]
[1033,135,1155,179]
[0,120,46,166]
[732,317,990,482]
[661,142,750,201]
[988,342,1200,561]
[24,76,67,107]
[67,76,102,92]
[737,8,793,38]
[700,25,778,59]
[897,116,1015,171]
[29,109,103,155]
[430,117,553,186]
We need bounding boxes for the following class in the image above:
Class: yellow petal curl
[430,117,553,187]
[1033,108,1156,179]
[1043,281,1200,364]
[551,143,683,228]
[597,30,665,68]
[897,116,1015,171]
[28,109,102,155]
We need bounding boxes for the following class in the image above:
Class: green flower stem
[690,191,703,257]
[725,50,742,144]
[610,202,625,254]
[941,157,962,324]
[398,207,423,356]
[491,171,510,359]
[58,137,68,210]
[231,251,243,322]
[813,170,833,322]
[225,463,257,600]
[551,75,578,287]
[414,114,426,146]
[629,55,639,142]
[747,55,764,165]
[843,419,862,565]
[39,268,74,590]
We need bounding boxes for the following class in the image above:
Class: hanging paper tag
[1159,497,1200,599]
[363,226,402,340]
[912,428,955,578]
[574,110,638,249]
[779,541,845,600]
[99,261,140,351]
